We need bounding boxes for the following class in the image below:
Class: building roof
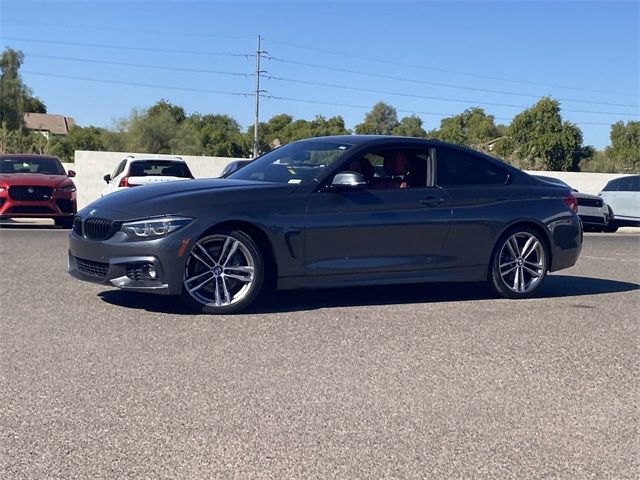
[23,113,76,135]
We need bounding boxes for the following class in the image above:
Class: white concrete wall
[67,150,633,209]
[525,171,633,195]
[72,151,247,208]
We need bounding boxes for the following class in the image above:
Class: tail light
[118,177,130,188]
[564,195,578,213]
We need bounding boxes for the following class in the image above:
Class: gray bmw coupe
[68,136,583,313]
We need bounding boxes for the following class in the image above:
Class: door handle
[420,196,445,206]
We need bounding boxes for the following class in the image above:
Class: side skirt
[277,265,488,291]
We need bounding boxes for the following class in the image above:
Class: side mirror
[67,170,76,178]
[327,172,367,191]
[103,174,111,184]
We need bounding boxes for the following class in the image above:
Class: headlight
[121,216,192,239]
[56,185,76,192]
[0,186,6,192]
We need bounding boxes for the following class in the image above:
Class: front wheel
[180,230,264,314]
[489,228,549,299]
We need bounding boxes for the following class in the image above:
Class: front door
[304,146,452,277]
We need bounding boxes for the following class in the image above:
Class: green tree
[429,107,502,149]
[281,115,350,143]
[354,102,399,135]
[246,113,294,154]
[247,114,351,155]
[124,101,186,154]
[606,121,640,172]
[50,126,107,162]
[392,115,427,138]
[494,97,583,171]
[0,48,28,130]
[187,113,247,157]
[147,99,186,123]
[0,48,48,131]
[25,96,47,114]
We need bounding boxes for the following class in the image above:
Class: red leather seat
[371,152,409,189]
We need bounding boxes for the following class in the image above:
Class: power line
[266,56,639,110]
[263,37,639,99]
[26,53,252,78]
[22,71,253,97]
[261,92,461,118]
[0,36,253,58]
[264,74,639,118]
[18,71,622,127]
[260,93,620,127]
[6,22,254,41]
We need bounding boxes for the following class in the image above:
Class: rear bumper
[548,215,583,272]
[579,214,608,226]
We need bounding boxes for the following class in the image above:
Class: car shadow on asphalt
[97,275,639,315]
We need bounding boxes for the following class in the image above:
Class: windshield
[228,141,353,185]
[0,156,66,175]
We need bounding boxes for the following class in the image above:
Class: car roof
[298,135,441,145]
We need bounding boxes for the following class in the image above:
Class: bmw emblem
[27,187,34,194]
[89,209,96,216]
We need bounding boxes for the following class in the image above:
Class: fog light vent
[126,263,158,281]
[142,264,157,280]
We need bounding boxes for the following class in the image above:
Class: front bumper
[68,220,203,295]
[68,252,172,294]
[0,190,76,218]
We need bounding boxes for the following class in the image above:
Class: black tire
[601,206,618,233]
[180,229,264,314]
[54,217,74,229]
[489,226,549,299]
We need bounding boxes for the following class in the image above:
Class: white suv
[103,156,194,195]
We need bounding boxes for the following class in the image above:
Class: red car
[0,154,77,228]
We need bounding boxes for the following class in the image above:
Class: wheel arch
[201,219,278,288]
[489,220,553,279]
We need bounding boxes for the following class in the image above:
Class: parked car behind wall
[0,154,77,228]
[598,175,640,231]
[103,156,194,196]
[533,175,611,232]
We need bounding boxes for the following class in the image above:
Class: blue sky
[1,0,638,148]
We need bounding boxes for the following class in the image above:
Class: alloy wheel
[183,234,256,307]
[498,232,546,294]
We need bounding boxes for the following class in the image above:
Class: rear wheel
[489,228,549,299]
[54,217,74,229]
[603,210,618,233]
[180,230,264,314]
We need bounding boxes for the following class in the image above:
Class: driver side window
[342,148,430,190]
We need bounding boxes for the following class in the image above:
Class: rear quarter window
[436,147,509,186]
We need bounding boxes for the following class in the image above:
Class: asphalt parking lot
[1,226,638,479]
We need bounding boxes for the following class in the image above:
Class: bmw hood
[79,178,298,220]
